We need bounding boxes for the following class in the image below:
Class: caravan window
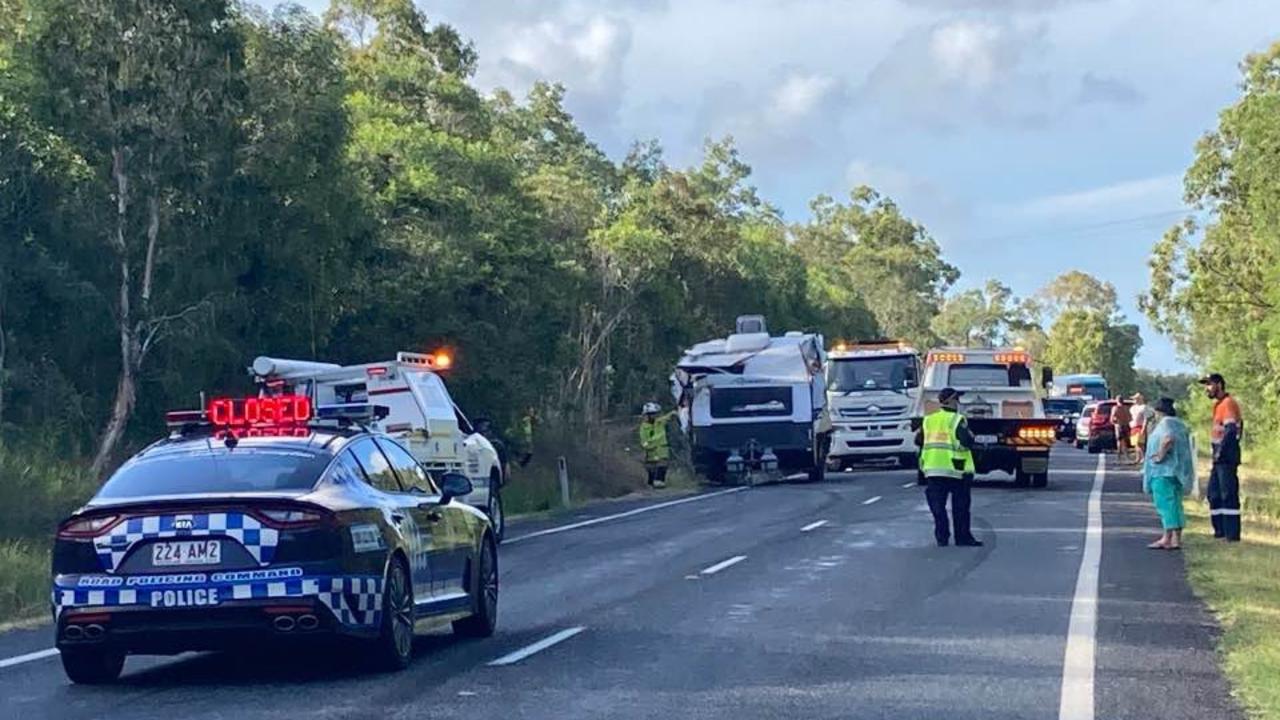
[709,386,793,418]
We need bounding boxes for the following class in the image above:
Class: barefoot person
[1142,397,1194,550]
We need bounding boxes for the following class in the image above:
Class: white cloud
[1004,174,1182,218]
[860,17,1051,130]
[771,73,840,122]
[482,15,632,127]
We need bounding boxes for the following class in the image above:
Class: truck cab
[250,352,508,539]
[913,347,1057,488]
[825,340,921,471]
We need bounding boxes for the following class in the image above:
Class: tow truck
[250,351,508,540]
[825,339,921,471]
[911,347,1057,488]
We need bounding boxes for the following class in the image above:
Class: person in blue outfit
[1142,397,1195,550]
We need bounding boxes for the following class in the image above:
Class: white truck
[825,340,921,471]
[250,352,509,539]
[911,347,1057,488]
[672,316,831,484]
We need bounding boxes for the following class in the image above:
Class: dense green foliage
[1144,40,1280,456]
[0,0,960,483]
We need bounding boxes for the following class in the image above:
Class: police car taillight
[255,508,327,528]
[57,515,121,539]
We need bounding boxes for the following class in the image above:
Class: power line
[965,209,1194,245]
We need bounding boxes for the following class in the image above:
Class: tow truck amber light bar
[1017,426,1056,441]
[833,338,911,352]
[928,352,965,364]
[396,350,453,370]
[994,352,1031,364]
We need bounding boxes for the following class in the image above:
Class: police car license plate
[974,434,998,445]
[152,540,221,567]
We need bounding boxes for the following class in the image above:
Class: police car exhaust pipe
[297,614,319,631]
[63,625,85,641]
[273,616,296,632]
[83,624,105,640]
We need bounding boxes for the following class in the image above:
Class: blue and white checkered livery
[93,512,279,572]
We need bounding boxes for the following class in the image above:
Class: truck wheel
[1075,440,1085,450]
[60,647,125,684]
[1031,473,1049,489]
[1013,469,1031,487]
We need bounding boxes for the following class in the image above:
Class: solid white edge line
[0,647,59,670]
[902,481,916,488]
[504,487,749,544]
[862,495,882,505]
[700,555,748,576]
[1058,453,1105,720]
[800,520,828,532]
[488,626,586,667]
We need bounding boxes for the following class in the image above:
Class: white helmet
[642,402,661,415]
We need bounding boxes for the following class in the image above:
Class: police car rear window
[97,448,331,499]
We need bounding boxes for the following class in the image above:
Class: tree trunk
[91,147,135,479]
[0,292,6,437]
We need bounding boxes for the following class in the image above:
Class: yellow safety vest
[639,413,673,463]
[920,410,975,479]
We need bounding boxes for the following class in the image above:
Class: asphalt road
[0,446,1242,719]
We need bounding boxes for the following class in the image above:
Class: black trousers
[925,476,974,544]
[646,463,668,485]
[1208,463,1242,540]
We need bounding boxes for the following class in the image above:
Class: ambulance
[250,352,508,539]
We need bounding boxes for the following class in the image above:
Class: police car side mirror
[439,472,473,505]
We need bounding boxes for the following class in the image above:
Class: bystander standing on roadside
[1111,395,1134,464]
[1200,373,1243,541]
[1142,397,1194,550]
[1130,393,1153,464]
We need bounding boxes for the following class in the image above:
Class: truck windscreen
[948,363,1030,387]
[827,357,914,392]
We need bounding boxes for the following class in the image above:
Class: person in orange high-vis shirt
[1200,373,1242,541]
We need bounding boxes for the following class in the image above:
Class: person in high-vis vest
[1200,373,1243,541]
[915,387,983,547]
[639,402,676,488]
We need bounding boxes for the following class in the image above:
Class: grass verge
[0,541,49,624]
[1183,462,1280,719]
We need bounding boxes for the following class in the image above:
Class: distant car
[1086,399,1119,453]
[1044,397,1087,441]
[51,397,499,684]
[1075,403,1096,449]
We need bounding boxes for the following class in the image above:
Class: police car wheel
[60,647,125,684]
[371,559,414,671]
[487,474,505,542]
[453,535,498,638]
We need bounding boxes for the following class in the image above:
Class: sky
[283,0,1280,372]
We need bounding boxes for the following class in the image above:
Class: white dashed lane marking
[700,555,748,576]
[0,648,59,670]
[800,520,828,532]
[862,496,883,505]
[488,627,586,667]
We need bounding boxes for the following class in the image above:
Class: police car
[50,395,499,684]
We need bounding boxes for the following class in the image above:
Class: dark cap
[938,387,964,403]
[1198,372,1226,386]
[1153,397,1177,416]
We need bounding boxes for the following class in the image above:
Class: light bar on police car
[314,402,390,423]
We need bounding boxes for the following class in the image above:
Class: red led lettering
[205,396,312,428]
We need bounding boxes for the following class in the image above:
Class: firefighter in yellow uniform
[916,387,983,547]
[639,402,676,488]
